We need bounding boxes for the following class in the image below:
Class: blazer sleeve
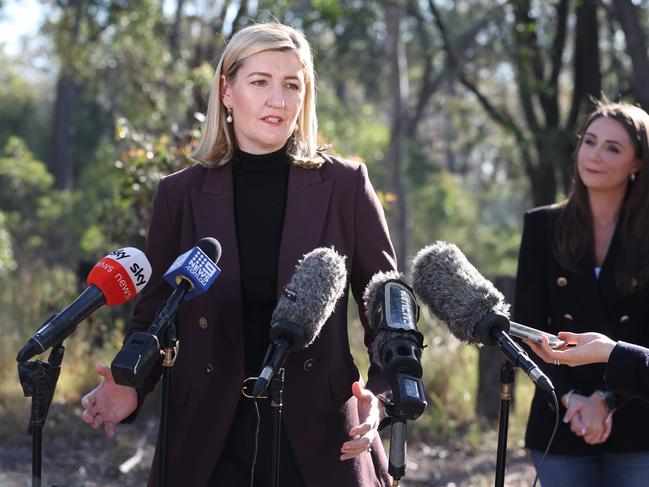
[605,341,649,401]
[122,176,181,422]
[349,163,397,398]
[513,209,576,402]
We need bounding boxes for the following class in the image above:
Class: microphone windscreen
[271,247,347,348]
[197,237,222,265]
[411,241,509,343]
[362,270,404,327]
[87,247,152,306]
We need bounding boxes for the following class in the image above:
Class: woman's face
[221,50,306,154]
[577,116,641,194]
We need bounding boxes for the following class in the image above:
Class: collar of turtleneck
[232,146,290,176]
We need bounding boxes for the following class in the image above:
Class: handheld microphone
[363,271,427,420]
[411,241,554,393]
[16,248,152,363]
[111,237,222,388]
[251,247,347,398]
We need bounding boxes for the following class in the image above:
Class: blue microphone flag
[164,246,220,300]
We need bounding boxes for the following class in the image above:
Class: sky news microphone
[111,237,221,388]
[252,247,347,398]
[411,241,554,393]
[16,248,152,363]
[363,270,426,421]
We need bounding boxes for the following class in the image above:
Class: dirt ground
[0,402,537,487]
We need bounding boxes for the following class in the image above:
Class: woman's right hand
[80,364,137,437]
[524,332,616,367]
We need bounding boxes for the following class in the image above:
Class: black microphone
[411,241,554,393]
[111,237,222,388]
[251,247,347,398]
[363,271,427,420]
[17,248,152,363]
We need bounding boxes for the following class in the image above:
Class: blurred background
[1,0,648,485]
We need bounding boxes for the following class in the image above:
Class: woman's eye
[584,139,595,146]
[251,79,267,86]
[607,146,620,153]
[285,83,300,90]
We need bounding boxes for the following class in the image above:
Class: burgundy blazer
[128,154,397,486]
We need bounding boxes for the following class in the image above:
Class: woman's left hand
[340,381,384,461]
[564,392,612,444]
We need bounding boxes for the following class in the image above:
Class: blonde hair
[191,22,323,168]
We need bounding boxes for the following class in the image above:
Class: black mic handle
[252,339,291,398]
[111,281,190,388]
[388,417,407,481]
[490,328,554,393]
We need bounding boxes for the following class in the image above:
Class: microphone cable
[249,399,261,487]
[531,390,560,487]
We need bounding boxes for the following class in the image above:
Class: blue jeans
[530,450,649,487]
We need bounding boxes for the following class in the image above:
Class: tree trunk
[49,74,80,190]
[384,2,409,270]
[611,0,649,110]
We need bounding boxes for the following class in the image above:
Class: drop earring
[630,172,637,182]
[226,106,233,123]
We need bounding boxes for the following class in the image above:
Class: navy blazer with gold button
[514,205,649,454]
[128,154,396,486]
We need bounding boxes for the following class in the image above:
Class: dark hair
[554,99,649,293]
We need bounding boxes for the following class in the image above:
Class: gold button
[563,313,573,321]
[205,364,214,375]
[199,317,208,329]
[620,315,630,325]
[557,277,568,287]
[304,359,315,371]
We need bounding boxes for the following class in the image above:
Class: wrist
[562,389,577,408]
[594,390,617,413]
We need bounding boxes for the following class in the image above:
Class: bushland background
[1,1,648,485]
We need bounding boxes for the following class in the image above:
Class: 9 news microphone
[411,241,554,393]
[111,237,221,388]
[363,271,427,420]
[16,248,152,363]
[251,247,347,398]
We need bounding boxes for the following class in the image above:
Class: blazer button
[304,359,315,371]
[205,364,214,375]
[557,277,568,287]
[631,278,639,289]
[620,315,630,325]
[563,313,573,322]
[199,317,208,329]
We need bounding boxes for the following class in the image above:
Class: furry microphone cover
[271,247,347,348]
[411,241,510,343]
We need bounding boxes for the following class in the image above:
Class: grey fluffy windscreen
[362,270,405,326]
[362,270,408,366]
[271,247,347,348]
[411,241,509,343]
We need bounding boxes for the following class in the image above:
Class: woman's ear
[221,74,231,104]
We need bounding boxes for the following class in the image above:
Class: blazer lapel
[190,164,244,371]
[277,164,333,292]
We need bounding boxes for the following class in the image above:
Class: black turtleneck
[212,147,305,486]
[232,146,290,377]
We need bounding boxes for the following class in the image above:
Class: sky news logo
[186,251,218,287]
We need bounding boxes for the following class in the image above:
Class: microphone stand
[159,321,179,487]
[494,361,515,487]
[268,368,285,487]
[17,342,65,487]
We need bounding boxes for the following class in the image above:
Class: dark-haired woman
[514,100,649,486]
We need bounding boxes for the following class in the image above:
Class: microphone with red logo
[16,248,152,363]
